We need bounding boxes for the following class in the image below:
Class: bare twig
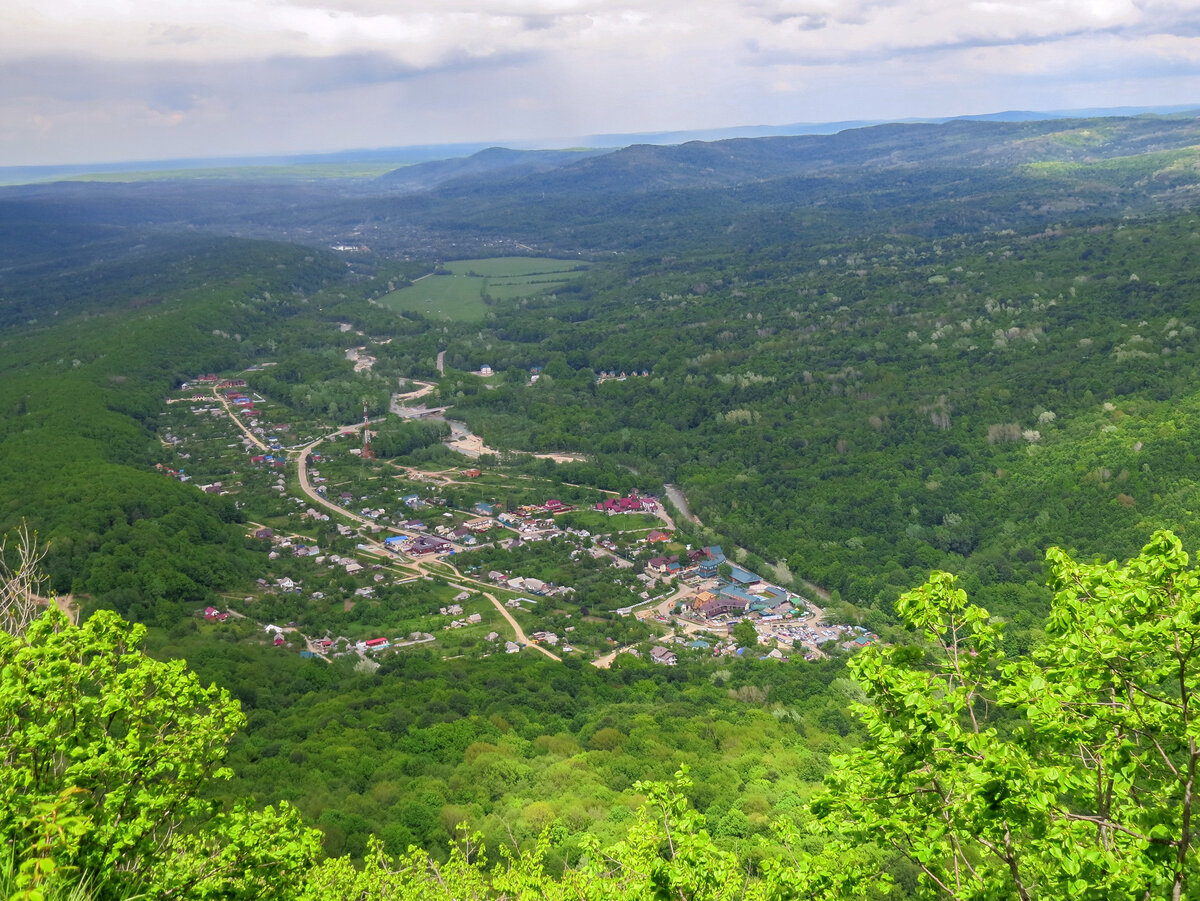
[0,520,48,637]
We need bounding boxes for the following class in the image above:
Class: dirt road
[448,581,561,662]
[213,388,268,451]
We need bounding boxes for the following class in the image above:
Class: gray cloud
[4,0,1200,166]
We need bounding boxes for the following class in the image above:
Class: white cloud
[4,0,1200,164]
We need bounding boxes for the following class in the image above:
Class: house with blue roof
[727,564,759,585]
[697,545,726,578]
[719,585,759,606]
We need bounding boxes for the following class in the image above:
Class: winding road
[288,420,560,661]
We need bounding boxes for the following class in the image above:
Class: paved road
[295,427,385,529]
[292,424,462,557]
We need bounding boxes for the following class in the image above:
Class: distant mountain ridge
[373,147,608,193]
[396,114,1200,204]
[8,110,1200,261]
[5,103,1200,186]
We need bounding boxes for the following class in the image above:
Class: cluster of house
[224,389,257,417]
[645,545,728,580]
[682,554,801,622]
[637,631,795,664]
[217,606,439,657]
[264,534,324,560]
[501,517,564,543]
[506,498,575,519]
[484,571,574,598]
[771,622,876,652]
[488,628,576,656]
[594,492,658,515]
[384,534,453,556]
[439,596,484,629]
[304,632,432,657]
[639,549,883,659]
[255,529,386,586]
[250,454,287,468]
[246,428,286,450]
[155,462,191,483]
[401,492,447,510]
[596,370,651,383]
[188,374,246,388]
[189,405,228,424]
[428,517,494,546]
[531,630,578,653]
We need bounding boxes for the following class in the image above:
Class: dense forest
[5,113,1200,896]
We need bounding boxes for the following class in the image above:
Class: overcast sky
[5,0,1200,166]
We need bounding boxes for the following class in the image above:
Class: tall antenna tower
[360,398,374,460]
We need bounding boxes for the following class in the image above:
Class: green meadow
[378,257,589,320]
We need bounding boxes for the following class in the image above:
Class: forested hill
[8,113,1200,256]
[429,114,1200,194]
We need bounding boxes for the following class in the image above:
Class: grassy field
[380,274,492,321]
[441,258,587,277]
[379,258,589,321]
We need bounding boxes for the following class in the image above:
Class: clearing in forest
[378,257,589,321]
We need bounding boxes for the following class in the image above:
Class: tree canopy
[6,530,1200,899]
[0,607,319,899]
[816,529,1200,899]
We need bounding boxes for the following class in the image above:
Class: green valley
[6,114,1200,897]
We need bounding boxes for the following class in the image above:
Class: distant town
[165,366,876,670]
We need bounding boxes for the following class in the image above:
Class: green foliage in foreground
[299,773,875,901]
[0,609,319,900]
[819,529,1200,899]
[6,530,1200,899]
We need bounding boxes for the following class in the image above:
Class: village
[162,368,877,670]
